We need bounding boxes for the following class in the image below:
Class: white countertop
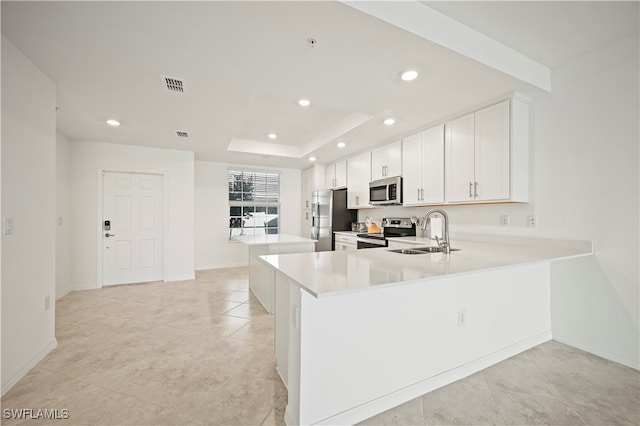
[334,231,362,237]
[260,234,592,297]
[233,233,317,246]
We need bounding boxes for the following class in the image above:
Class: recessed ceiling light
[383,118,396,126]
[298,99,311,107]
[106,119,120,127]
[267,133,277,140]
[309,156,316,162]
[337,142,346,148]
[400,70,419,81]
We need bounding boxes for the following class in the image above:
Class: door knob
[105,233,116,237]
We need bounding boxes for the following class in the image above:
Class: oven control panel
[382,217,413,228]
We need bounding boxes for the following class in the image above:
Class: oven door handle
[355,237,387,245]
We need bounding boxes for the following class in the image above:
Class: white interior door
[102,172,164,286]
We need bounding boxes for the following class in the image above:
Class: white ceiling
[2,1,637,169]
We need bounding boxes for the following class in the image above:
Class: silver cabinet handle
[421,188,424,201]
[417,188,420,201]
[474,181,478,198]
[105,233,116,237]
[305,200,309,208]
[355,195,360,205]
[305,212,309,220]
[469,182,473,198]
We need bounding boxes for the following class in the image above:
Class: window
[228,169,279,238]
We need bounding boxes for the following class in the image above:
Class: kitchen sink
[388,248,425,255]
[413,246,461,253]
[388,246,461,255]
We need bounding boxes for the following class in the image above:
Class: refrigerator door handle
[311,202,320,240]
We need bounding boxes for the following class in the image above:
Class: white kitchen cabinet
[301,210,312,238]
[325,160,347,189]
[347,151,372,209]
[301,165,326,236]
[445,97,529,203]
[302,165,325,209]
[334,232,358,250]
[371,140,402,180]
[402,124,445,206]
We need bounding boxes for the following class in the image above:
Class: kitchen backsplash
[357,201,537,237]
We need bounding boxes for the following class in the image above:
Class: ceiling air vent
[176,131,189,138]
[161,75,185,93]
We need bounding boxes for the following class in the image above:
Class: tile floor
[2,267,638,425]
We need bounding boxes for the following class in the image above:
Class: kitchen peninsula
[233,234,316,313]
[260,234,592,426]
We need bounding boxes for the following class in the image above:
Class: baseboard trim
[553,336,639,371]
[55,288,72,300]
[72,282,98,291]
[284,406,298,426]
[316,331,552,426]
[195,262,247,271]
[1,338,58,396]
[276,366,288,391]
[164,273,196,282]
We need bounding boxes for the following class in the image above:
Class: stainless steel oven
[356,233,387,249]
[355,217,416,249]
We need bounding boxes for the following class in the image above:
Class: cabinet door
[421,124,445,204]
[475,100,510,201]
[335,160,347,188]
[347,151,371,209]
[347,156,360,208]
[325,164,335,189]
[357,152,371,207]
[302,168,313,209]
[386,140,402,178]
[301,209,311,238]
[401,132,422,205]
[371,146,387,180]
[445,113,475,202]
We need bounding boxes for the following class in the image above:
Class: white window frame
[228,169,280,239]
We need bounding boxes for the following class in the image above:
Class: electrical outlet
[457,309,466,327]
[3,216,14,235]
[527,215,537,227]
[500,215,510,226]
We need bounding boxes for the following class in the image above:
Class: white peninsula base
[234,234,315,313]
[283,262,551,425]
[261,235,592,425]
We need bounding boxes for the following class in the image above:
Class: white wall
[70,141,195,288]
[359,34,639,368]
[1,36,57,395]
[56,132,72,300]
[195,160,302,270]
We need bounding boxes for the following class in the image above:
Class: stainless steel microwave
[369,176,402,205]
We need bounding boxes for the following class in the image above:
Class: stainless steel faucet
[421,209,450,254]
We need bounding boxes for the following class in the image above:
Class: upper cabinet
[325,160,347,189]
[302,164,326,236]
[371,140,402,180]
[347,151,372,209]
[302,165,325,209]
[445,97,530,203]
[402,124,445,206]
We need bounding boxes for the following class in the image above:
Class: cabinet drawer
[335,234,358,244]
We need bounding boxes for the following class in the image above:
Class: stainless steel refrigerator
[310,188,357,251]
